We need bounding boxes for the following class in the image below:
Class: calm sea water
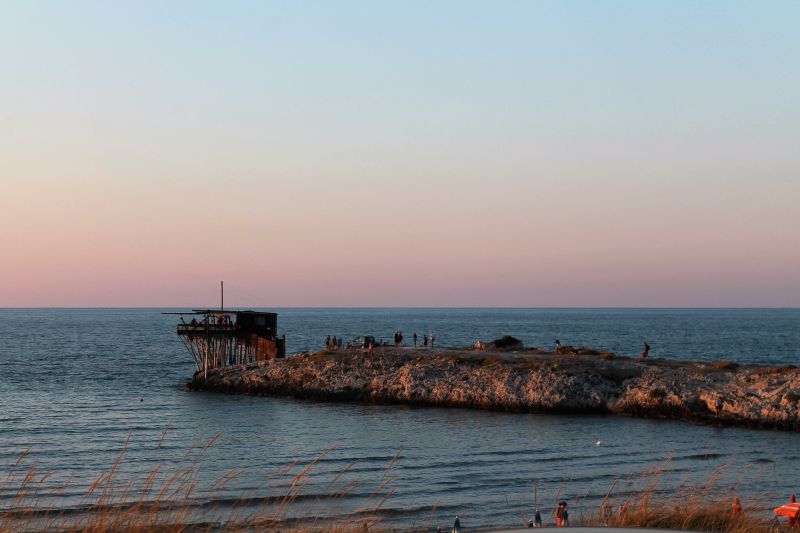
[1,308,799,529]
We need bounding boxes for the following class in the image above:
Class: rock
[186,347,800,432]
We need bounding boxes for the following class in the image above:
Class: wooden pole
[221,281,224,312]
[203,343,208,379]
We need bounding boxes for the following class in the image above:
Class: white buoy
[595,440,602,446]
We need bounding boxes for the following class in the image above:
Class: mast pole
[204,316,209,380]
[221,280,224,312]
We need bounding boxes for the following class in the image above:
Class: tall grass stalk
[0,436,396,533]
[1,436,791,533]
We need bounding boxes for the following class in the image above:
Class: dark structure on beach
[170,309,286,376]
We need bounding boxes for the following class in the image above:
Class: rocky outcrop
[185,348,800,431]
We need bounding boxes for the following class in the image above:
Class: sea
[1,308,799,530]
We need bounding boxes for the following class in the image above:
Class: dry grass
[0,433,397,533]
[607,503,769,532]
[477,356,502,367]
[2,436,792,533]
[575,460,786,533]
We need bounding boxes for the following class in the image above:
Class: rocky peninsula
[186,341,800,431]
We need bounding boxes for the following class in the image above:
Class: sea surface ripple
[1,308,798,529]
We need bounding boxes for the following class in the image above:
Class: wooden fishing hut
[170,309,286,377]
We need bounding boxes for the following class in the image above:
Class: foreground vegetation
[0,433,793,532]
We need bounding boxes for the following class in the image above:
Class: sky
[1,1,798,307]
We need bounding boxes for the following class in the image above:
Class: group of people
[527,501,569,528]
[396,330,435,348]
[324,330,438,352]
[184,314,232,328]
[324,335,348,351]
[415,332,435,347]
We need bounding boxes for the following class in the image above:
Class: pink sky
[3,164,798,307]
[2,2,799,307]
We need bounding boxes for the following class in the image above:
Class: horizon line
[1,306,798,310]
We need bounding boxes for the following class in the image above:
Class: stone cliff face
[186,348,800,431]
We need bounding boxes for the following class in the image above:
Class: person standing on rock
[423,334,428,347]
[715,396,724,417]
[413,333,418,347]
[555,339,561,353]
[641,340,650,360]
[430,333,435,348]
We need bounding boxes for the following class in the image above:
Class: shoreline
[185,345,800,431]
